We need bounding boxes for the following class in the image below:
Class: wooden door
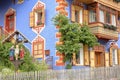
[95,52,104,67]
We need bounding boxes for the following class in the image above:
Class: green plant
[79,24,99,47]
[19,52,48,72]
[65,64,72,69]
[0,42,15,70]
[52,14,98,65]
[52,14,81,63]
[104,24,117,31]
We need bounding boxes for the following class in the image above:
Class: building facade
[0,0,120,69]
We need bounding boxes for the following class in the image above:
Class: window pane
[38,44,42,49]
[111,14,116,26]
[89,10,96,23]
[112,49,118,65]
[37,12,42,25]
[38,50,42,55]
[99,10,104,23]
[106,12,111,24]
[34,44,37,50]
[76,43,84,65]
[75,10,79,23]
[34,51,38,55]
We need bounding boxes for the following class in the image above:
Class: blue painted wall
[0,0,59,69]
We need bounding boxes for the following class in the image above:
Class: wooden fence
[0,66,120,80]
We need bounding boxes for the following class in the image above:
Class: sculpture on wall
[19,47,25,60]
[14,45,19,60]
[9,45,15,60]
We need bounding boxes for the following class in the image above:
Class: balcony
[90,26,119,40]
[95,0,120,11]
[73,0,94,4]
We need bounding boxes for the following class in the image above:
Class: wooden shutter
[29,11,35,27]
[117,48,120,65]
[90,51,95,67]
[83,10,88,24]
[42,8,45,24]
[71,5,75,22]
[109,48,113,66]
[84,45,89,65]
[105,52,109,67]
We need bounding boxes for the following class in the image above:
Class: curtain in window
[111,14,116,26]
[89,10,96,23]
[99,10,104,23]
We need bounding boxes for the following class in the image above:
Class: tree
[52,14,99,67]
[0,42,15,71]
[79,24,99,47]
[52,14,81,64]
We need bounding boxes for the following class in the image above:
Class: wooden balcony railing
[73,0,94,4]
[90,26,119,40]
[95,0,120,11]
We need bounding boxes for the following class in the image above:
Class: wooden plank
[84,44,89,65]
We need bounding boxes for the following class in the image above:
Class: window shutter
[105,52,109,67]
[117,48,120,65]
[42,8,45,24]
[83,10,88,24]
[71,5,75,22]
[84,45,89,65]
[29,11,35,27]
[109,48,113,66]
[90,51,95,67]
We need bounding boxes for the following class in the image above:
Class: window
[5,8,15,33]
[99,10,104,23]
[89,10,96,23]
[32,36,44,58]
[76,44,84,65]
[73,43,84,65]
[75,10,79,23]
[106,12,111,24]
[112,49,118,65]
[71,5,83,24]
[30,1,45,28]
[35,11,43,26]
[111,14,116,26]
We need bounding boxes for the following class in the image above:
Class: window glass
[106,12,111,24]
[99,10,104,23]
[75,10,79,23]
[112,49,118,65]
[111,14,116,26]
[76,43,84,65]
[89,10,96,23]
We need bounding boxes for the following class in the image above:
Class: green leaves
[53,14,99,63]
[79,25,99,47]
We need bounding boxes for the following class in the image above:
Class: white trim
[79,9,83,24]
[32,0,46,11]
[31,35,46,60]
